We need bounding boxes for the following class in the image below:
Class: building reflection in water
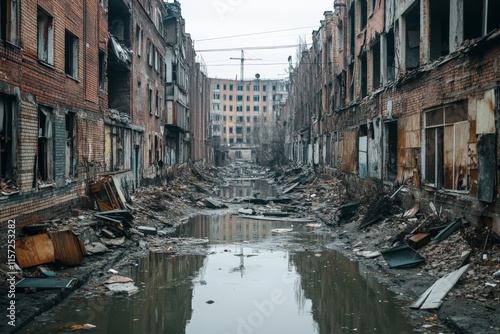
[290,251,414,334]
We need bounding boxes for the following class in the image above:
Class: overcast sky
[178,0,334,80]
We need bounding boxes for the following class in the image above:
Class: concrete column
[420,0,431,64]
[381,33,387,85]
[449,0,464,53]
[396,17,406,76]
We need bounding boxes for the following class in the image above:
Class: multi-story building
[285,0,500,222]
[210,78,288,161]
[0,0,109,223]
[0,0,211,224]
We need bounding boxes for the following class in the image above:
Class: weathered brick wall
[0,0,107,224]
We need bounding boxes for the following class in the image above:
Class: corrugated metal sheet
[50,231,87,266]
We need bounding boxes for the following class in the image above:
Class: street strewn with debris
[1,162,499,333]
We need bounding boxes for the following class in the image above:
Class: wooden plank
[411,264,470,310]
[342,128,358,173]
[111,176,127,209]
[50,231,86,266]
[15,234,55,268]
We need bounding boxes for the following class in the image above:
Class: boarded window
[37,8,54,65]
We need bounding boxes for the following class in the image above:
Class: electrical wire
[197,44,309,52]
[196,25,318,42]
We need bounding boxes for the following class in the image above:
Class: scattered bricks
[72,209,83,217]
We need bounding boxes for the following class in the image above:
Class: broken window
[349,4,355,58]
[0,94,15,182]
[372,41,381,89]
[430,0,450,60]
[405,2,421,70]
[349,63,355,102]
[37,7,54,65]
[424,103,468,190]
[386,29,395,82]
[155,90,159,117]
[38,106,54,183]
[99,50,106,90]
[360,0,367,31]
[0,0,19,44]
[361,53,368,98]
[359,125,368,178]
[464,0,500,39]
[385,121,398,182]
[65,113,77,178]
[136,25,142,57]
[148,85,152,115]
[65,30,79,79]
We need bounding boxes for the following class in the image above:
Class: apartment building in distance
[210,78,288,162]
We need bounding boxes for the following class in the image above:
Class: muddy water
[19,213,415,334]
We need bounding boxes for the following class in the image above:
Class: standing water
[19,181,416,334]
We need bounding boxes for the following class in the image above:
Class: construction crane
[230,50,261,81]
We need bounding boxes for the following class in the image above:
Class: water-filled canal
[20,212,415,334]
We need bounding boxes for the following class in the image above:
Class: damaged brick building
[0,0,211,223]
[284,0,500,225]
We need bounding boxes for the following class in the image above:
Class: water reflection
[219,179,277,199]
[178,214,296,243]
[291,251,413,334]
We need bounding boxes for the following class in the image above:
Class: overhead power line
[196,44,309,52]
[196,25,317,42]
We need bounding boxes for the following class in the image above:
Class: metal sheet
[476,89,495,134]
[50,231,86,266]
[477,134,496,202]
[16,278,75,289]
[380,244,425,268]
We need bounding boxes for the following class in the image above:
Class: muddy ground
[1,162,499,334]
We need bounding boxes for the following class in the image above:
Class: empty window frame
[386,29,396,82]
[0,0,19,44]
[99,50,106,90]
[424,103,468,190]
[0,94,15,182]
[405,2,421,70]
[38,106,54,183]
[65,113,78,178]
[430,0,450,60]
[372,41,381,89]
[37,8,54,65]
[464,0,500,39]
[136,25,143,57]
[65,30,79,79]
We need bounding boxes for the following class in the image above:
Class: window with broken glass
[37,8,54,65]
[0,0,19,45]
[65,30,79,79]
[424,103,469,190]
[38,106,54,184]
[0,94,15,186]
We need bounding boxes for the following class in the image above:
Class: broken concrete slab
[410,264,470,310]
[85,242,109,255]
[203,197,228,209]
